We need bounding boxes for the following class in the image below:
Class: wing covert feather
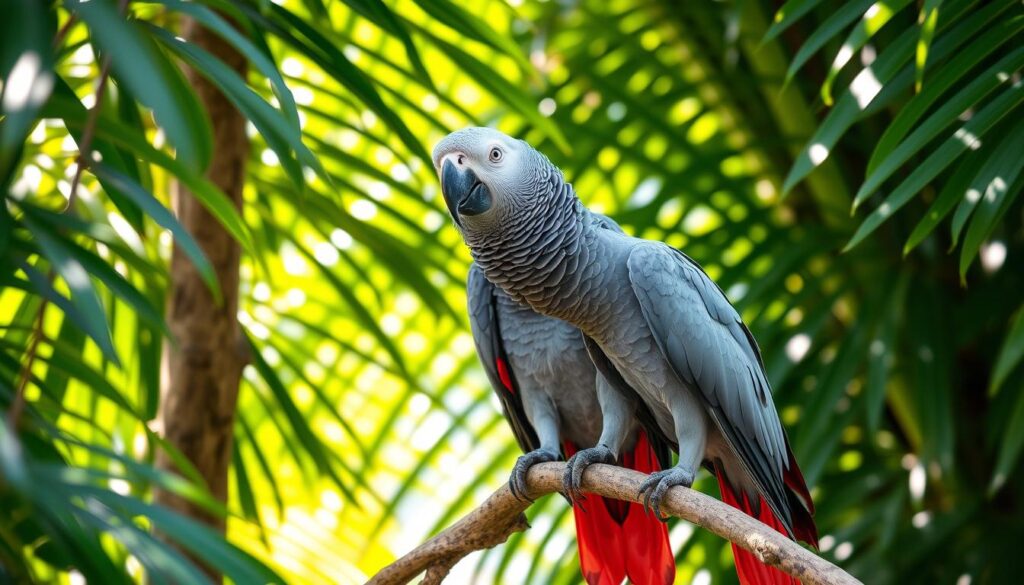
[626,243,793,529]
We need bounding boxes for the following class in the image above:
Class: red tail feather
[715,471,800,585]
[565,433,675,585]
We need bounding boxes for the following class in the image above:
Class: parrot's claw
[509,448,561,502]
[637,467,694,521]
[562,444,616,505]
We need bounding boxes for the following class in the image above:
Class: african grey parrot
[434,127,817,585]
[466,239,675,585]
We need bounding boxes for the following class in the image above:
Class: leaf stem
[7,298,48,429]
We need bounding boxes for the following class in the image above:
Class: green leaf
[411,0,536,77]
[152,0,302,132]
[11,225,167,338]
[70,0,213,171]
[22,216,119,366]
[50,77,147,230]
[902,146,985,254]
[0,0,57,181]
[853,46,1024,208]
[763,0,826,42]
[948,125,1016,247]
[991,307,1024,396]
[91,164,220,304]
[40,313,86,406]
[820,0,913,106]
[0,335,137,417]
[990,384,1024,493]
[247,335,357,504]
[784,0,1004,194]
[237,414,284,519]
[783,0,875,86]
[915,0,943,92]
[867,22,1024,176]
[237,2,433,167]
[147,24,326,191]
[866,276,907,433]
[44,94,262,274]
[415,28,569,153]
[332,0,433,85]
[59,482,282,584]
[844,81,1024,252]
[956,120,1024,279]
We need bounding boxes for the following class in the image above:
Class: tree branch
[368,462,861,585]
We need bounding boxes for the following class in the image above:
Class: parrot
[466,248,676,585]
[434,127,817,585]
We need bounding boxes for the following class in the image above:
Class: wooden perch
[367,462,862,585]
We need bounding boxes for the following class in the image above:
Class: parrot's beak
[440,159,492,226]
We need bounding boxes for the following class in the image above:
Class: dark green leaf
[22,215,119,366]
[845,82,1024,251]
[915,0,943,92]
[71,0,213,171]
[91,163,221,303]
[991,306,1024,396]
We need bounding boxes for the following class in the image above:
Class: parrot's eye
[488,147,503,163]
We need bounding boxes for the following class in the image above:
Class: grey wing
[626,243,792,529]
[581,334,674,469]
[467,264,539,454]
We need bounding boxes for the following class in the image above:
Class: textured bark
[154,15,248,579]
[368,462,862,585]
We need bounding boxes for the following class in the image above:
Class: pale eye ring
[488,147,503,163]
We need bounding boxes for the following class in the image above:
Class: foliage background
[1,0,1023,583]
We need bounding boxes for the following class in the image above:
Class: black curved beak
[440,159,492,227]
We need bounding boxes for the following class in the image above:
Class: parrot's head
[432,127,561,236]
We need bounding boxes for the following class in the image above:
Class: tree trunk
[154,15,248,580]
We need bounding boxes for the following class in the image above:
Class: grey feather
[626,242,792,529]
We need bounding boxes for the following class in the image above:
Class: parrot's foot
[509,448,561,502]
[637,467,695,522]
[562,444,616,505]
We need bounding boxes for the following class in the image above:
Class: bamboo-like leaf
[0,0,56,181]
[867,24,1024,175]
[844,82,1024,252]
[237,2,433,166]
[90,164,220,303]
[820,0,913,106]
[236,414,285,519]
[22,215,119,366]
[852,46,1024,208]
[70,0,213,171]
[990,387,1024,493]
[783,0,875,86]
[948,124,1022,252]
[915,0,943,92]
[902,146,986,254]
[60,481,283,584]
[147,24,326,190]
[762,0,826,42]
[784,0,1003,194]
[411,0,537,76]
[991,307,1024,396]
[44,94,263,272]
[414,27,569,153]
[247,335,358,504]
[958,161,1024,278]
[153,0,302,132]
[10,224,168,338]
[333,0,433,85]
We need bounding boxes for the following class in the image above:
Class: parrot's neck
[469,174,602,324]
